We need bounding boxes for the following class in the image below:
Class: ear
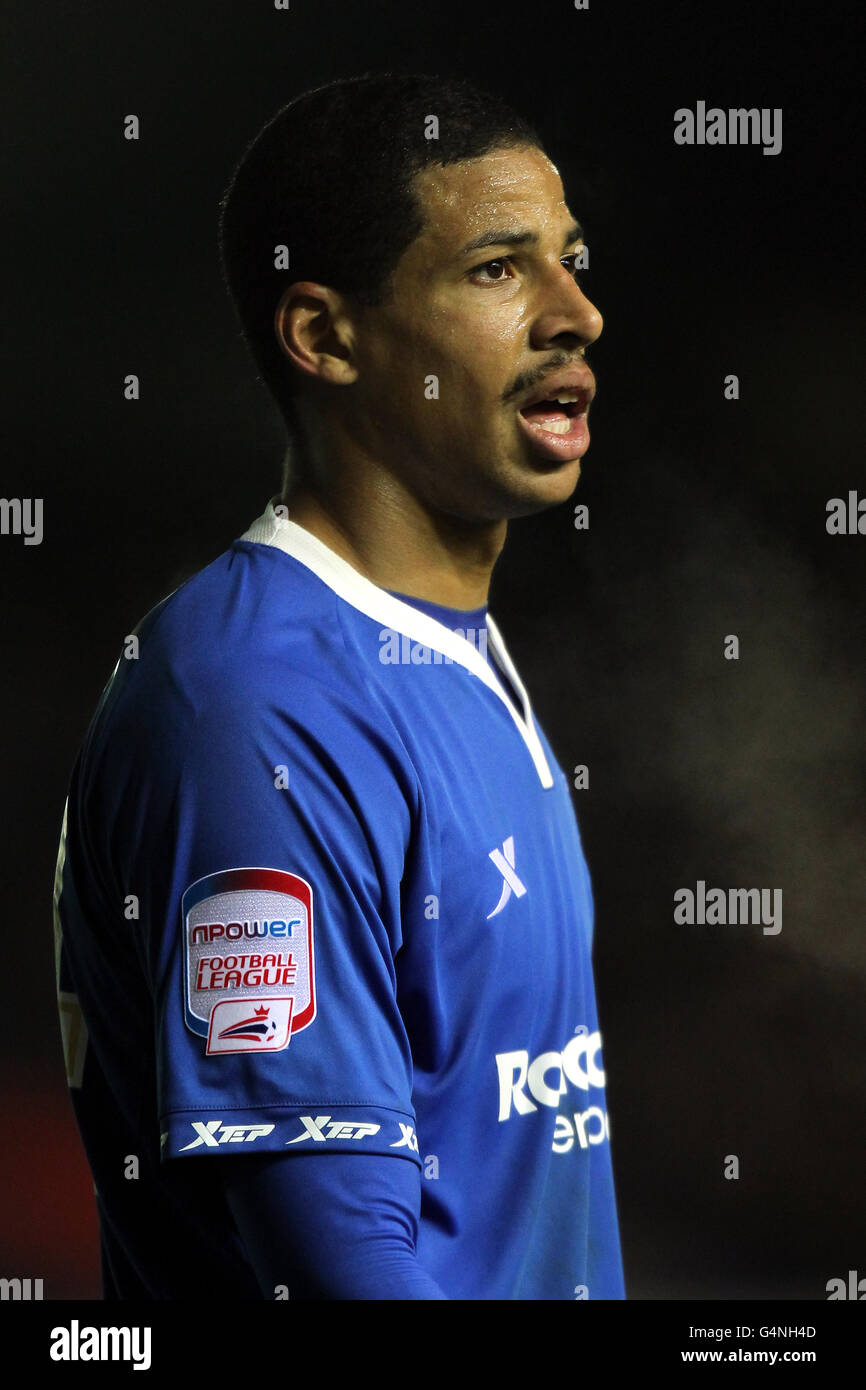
[273,282,359,386]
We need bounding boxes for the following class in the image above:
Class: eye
[560,253,584,283]
[469,257,514,283]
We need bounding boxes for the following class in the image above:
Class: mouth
[515,376,594,464]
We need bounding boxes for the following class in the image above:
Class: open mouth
[516,389,591,461]
[518,394,585,436]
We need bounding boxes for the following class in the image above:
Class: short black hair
[218,73,544,461]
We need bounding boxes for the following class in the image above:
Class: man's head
[219,74,602,523]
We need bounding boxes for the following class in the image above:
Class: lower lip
[516,409,590,463]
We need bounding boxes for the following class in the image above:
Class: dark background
[2,0,863,1299]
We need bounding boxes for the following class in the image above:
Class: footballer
[53,73,625,1300]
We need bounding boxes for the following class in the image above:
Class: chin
[501,457,583,517]
[423,450,583,524]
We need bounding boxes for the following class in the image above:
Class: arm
[154,666,442,1295]
[222,1150,448,1300]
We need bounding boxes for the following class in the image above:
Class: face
[348,143,603,522]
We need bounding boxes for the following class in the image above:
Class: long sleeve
[221,1150,448,1300]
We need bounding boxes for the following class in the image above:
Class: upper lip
[517,368,595,414]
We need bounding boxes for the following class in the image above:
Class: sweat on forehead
[408,148,577,256]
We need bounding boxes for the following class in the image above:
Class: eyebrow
[459,221,584,257]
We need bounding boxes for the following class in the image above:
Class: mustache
[501,353,593,406]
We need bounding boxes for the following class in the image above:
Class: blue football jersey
[53,497,625,1300]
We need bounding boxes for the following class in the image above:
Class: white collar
[239,498,554,789]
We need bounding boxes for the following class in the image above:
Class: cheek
[357,330,430,416]
[438,292,531,379]
[370,296,525,427]
[394,325,472,409]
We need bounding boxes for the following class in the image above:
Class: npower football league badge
[182,867,315,1055]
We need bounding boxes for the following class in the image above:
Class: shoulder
[121,539,419,805]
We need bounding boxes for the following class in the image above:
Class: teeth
[543,418,573,435]
[553,392,580,404]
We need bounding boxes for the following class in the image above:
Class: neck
[283,454,507,610]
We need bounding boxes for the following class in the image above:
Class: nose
[529,263,603,353]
